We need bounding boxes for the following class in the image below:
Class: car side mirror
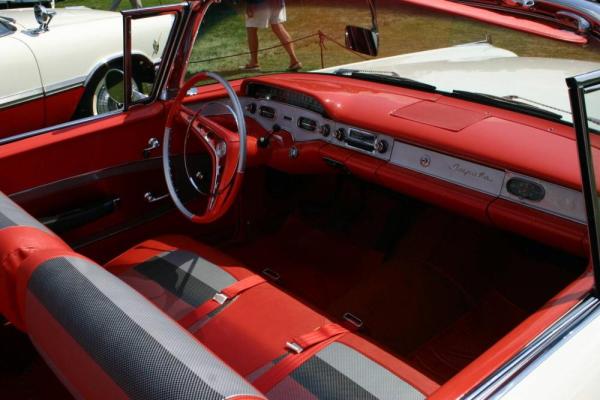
[345,26,379,56]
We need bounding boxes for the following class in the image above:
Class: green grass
[60,0,600,82]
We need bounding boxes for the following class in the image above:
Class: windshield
[187,0,600,126]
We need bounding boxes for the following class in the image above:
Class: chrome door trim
[10,157,163,203]
[0,110,122,146]
[0,88,44,109]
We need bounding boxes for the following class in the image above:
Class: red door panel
[0,103,172,249]
[0,103,167,194]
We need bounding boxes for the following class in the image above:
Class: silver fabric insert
[314,342,425,400]
[0,191,52,233]
[159,250,236,292]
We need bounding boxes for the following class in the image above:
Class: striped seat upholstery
[107,236,439,400]
[265,342,427,400]
[17,252,266,400]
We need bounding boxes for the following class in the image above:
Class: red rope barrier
[189,30,373,67]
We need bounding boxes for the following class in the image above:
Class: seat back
[17,252,265,400]
[0,190,66,328]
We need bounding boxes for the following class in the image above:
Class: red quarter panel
[1,98,45,140]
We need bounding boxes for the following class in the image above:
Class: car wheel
[91,67,129,115]
[75,60,144,118]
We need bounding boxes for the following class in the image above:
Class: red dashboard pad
[391,101,489,132]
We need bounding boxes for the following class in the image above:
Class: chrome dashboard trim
[500,171,586,224]
[390,140,506,196]
[332,123,393,161]
[463,296,600,400]
[193,97,588,226]
[242,97,334,143]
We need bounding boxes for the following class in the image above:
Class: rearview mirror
[345,26,379,56]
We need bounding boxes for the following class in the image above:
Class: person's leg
[271,23,300,67]
[246,27,260,67]
[269,5,301,69]
[244,5,270,69]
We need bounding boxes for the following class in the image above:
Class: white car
[0,6,173,138]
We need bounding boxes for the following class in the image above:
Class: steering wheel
[163,72,247,223]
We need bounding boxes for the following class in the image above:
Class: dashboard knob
[375,139,388,154]
[334,128,346,141]
[246,103,257,114]
[320,124,331,137]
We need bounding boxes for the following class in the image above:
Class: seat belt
[178,274,266,329]
[285,323,348,354]
[253,323,348,392]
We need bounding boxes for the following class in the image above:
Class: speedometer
[246,83,326,116]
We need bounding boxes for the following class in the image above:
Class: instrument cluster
[246,83,326,116]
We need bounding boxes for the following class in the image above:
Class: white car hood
[320,43,600,123]
[2,7,117,30]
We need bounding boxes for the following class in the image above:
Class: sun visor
[399,0,588,44]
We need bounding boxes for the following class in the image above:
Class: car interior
[1,2,598,400]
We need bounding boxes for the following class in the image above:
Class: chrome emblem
[450,163,494,183]
[152,39,160,56]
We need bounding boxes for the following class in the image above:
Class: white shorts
[246,5,287,29]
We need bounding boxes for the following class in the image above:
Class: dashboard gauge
[246,83,326,116]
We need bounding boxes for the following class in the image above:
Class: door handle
[144,192,169,203]
[143,138,160,158]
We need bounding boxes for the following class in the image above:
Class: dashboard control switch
[334,128,346,141]
[258,136,270,148]
[320,124,331,137]
[375,139,388,154]
[246,102,257,114]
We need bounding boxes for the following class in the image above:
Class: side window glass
[0,5,176,143]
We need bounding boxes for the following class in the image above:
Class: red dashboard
[186,73,593,255]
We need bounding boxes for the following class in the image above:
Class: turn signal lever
[258,124,284,148]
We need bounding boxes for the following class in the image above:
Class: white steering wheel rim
[162,71,247,221]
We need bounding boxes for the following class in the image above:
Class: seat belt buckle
[212,292,229,305]
[285,341,304,354]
